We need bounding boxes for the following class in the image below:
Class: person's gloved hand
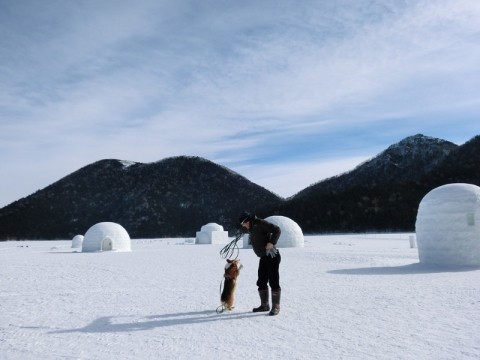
[266,247,278,258]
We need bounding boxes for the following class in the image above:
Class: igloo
[82,222,131,252]
[71,235,84,248]
[415,183,480,266]
[195,223,229,244]
[243,215,304,248]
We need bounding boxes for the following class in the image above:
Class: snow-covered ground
[1,234,479,360]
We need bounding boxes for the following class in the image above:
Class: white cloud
[1,0,479,207]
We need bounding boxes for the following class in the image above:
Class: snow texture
[82,222,131,252]
[119,160,136,169]
[265,215,304,248]
[71,235,84,249]
[1,234,479,360]
[195,223,229,244]
[416,183,480,266]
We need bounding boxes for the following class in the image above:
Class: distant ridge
[292,134,457,199]
[0,156,283,239]
[280,134,480,233]
[1,134,479,239]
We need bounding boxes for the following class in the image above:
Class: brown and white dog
[220,259,242,311]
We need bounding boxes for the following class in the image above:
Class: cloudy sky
[1,0,479,207]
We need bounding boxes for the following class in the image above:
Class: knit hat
[238,211,253,225]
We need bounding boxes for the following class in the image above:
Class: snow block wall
[195,223,229,244]
[71,235,84,248]
[415,183,480,266]
[242,215,304,248]
[82,222,131,252]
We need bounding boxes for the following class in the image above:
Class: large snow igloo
[243,215,304,248]
[82,222,131,252]
[415,183,480,266]
[195,223,229,244]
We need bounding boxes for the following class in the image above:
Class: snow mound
[71,235,84,248]
[82,222,131,252]
[416,183,480,266]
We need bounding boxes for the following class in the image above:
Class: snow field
[1,234,479,359]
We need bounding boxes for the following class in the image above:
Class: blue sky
[1,0,479,207]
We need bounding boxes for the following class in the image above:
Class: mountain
[427,135,480,187]
[278,134,479,233]
[1,134,479,240]
[292,134,457,199]
[0,156,283,239]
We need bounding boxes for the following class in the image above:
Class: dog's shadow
[51,310,263,334]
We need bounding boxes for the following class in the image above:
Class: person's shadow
[328,262,480,275]
[50,310,264,334]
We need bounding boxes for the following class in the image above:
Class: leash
[219,230,244,260]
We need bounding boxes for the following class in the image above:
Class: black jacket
[247,217,281,257]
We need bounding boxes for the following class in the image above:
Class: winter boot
[252,289,270,312]
[269,289,281,316]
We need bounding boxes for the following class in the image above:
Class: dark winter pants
[257,251,281,291]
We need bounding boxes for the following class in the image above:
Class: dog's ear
[226,259,233,264]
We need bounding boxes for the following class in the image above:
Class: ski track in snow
[1,235,479,359]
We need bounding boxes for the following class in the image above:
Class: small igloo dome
[82,222,131,252]
[71,235,84,248]
[415,183,480,266]
[196,222,228,244]
[201,223,224,232]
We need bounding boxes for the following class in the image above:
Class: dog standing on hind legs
[220,259,242,312]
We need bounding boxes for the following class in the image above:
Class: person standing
[239,211,282,316]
